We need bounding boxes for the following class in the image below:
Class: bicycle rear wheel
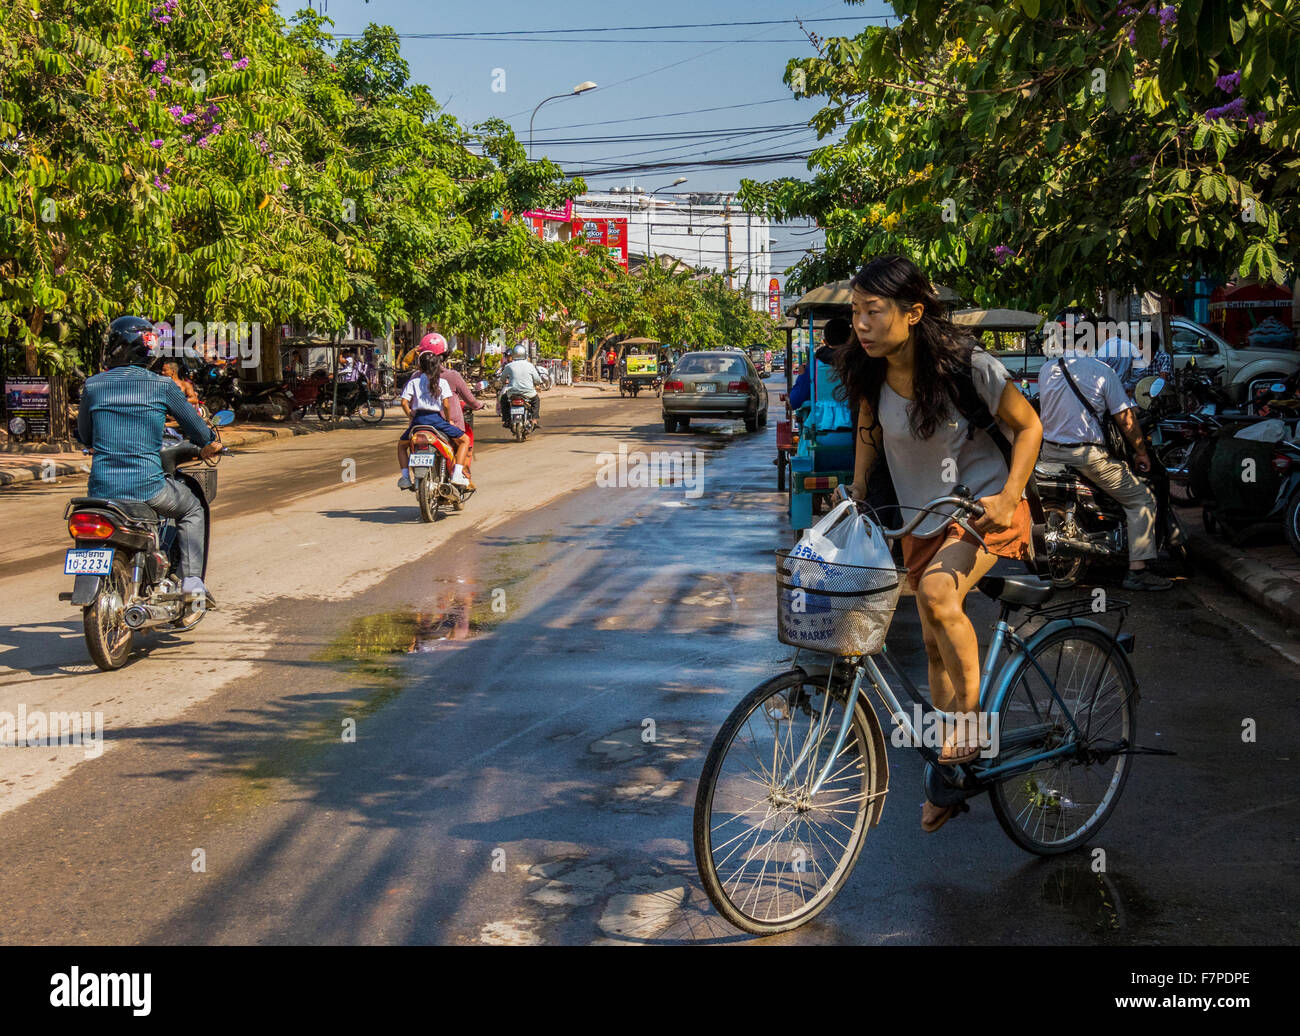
[693,670,886,935]
[989,626,1136,855]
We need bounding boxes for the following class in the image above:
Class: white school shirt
[402,374,451,414]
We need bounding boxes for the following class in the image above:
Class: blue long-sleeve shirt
[789,369,812,409]
[77,366,214,500]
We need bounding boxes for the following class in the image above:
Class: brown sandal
[921,801,957,833]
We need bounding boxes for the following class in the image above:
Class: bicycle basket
[775,549,905,657]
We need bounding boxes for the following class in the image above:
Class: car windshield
[673,354,746,377]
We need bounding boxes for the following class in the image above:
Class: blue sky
[278,0,899,285]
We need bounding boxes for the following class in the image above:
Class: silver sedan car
[661,350,769,433]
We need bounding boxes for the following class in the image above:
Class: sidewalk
[1183,508,1300,631]
[0,382,614,489]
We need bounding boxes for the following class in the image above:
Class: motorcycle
[194,363,294,422]
[1035,379,1188,588]
[59,412,234,670]
[405,419,470,522]
[499,389,536,441]
[1196,419,1300,555]
[315,373,385,424]
[233,377,296,421]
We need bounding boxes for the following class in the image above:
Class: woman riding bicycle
[834,255,1043,832]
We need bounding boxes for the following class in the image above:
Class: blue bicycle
[693,489,1140,935]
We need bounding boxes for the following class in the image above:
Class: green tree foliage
[741,1,1298,310]
[0,1,772,372]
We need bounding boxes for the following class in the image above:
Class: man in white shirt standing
[1038,349,1173,590]
[397,352,470,489]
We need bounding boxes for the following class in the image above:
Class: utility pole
[724,194,733,289]
[746,210,753,311]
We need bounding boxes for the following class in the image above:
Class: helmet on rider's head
[511,344,528,360]
[419,332,448,356]
[104,316,160,370]
[417,350,441,375]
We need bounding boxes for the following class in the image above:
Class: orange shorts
[901,497,1034,590]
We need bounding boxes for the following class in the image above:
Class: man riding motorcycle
[498,344,550,428]
[397,350,471,490]
[77,316,223,605]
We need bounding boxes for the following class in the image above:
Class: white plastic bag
[1234,418,1287,443]
[792,499,893,570]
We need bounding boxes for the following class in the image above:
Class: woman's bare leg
[915,539,1000,828]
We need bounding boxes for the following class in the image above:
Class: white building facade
[574,189,774,313]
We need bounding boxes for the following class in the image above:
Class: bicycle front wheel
[990,626,1137,855]
[693,670,886,935]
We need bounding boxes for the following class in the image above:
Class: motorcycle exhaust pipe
[123,602,183,629]
[1035,525,1115,560]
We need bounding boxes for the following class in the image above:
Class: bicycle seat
[976,573,1054,609]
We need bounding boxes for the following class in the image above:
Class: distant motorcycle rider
[499,344,549,427]
[77,316,222,605]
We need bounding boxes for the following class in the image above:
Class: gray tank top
[876,349,1017,538]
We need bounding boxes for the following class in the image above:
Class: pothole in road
[587,725,698,766]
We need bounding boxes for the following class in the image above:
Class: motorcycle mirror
[213,410,236,426]
[1149,377,1166,398]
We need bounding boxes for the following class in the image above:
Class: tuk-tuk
[618,337,663,398]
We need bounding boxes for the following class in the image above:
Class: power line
[502,0,850,113]
[334,17,884,39]
[533,97,802,133]
[527,122,812,146]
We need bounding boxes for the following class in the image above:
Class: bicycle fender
[856,694,890,827]
[988,618,1140,716]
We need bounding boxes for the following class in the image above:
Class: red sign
[768,277,781,318]
[569,217,628,268]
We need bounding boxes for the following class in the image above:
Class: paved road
[0,379,1295,944]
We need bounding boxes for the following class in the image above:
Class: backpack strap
[950,346,1046,527]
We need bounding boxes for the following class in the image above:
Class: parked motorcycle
[1035,379,1188,588]
[234,377,296,421]
[1196,424,1300,555]
[315,374,385,424]
[60,412,233,670]
[405,420,470,522]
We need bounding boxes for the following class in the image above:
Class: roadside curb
[0,385,609,489]
[1185,529,1300,631]
[0,416,393,489]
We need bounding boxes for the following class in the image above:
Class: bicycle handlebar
[832,484,989,550]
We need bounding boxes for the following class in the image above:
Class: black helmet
[104,316,160,369]
[418,350,440,375]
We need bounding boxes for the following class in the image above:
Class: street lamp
[530,81,598,159]
[644,177,687,263]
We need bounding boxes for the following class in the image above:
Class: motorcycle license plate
[510,407,526,418]
[409,453,438,468]
[696,383,716,393]
[65,548,114,576]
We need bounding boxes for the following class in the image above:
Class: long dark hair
[830,254,976,440]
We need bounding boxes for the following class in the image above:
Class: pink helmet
[418,332,448,355]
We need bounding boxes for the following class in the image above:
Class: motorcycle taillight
[1272,453,1294,474]
[69,514,115,540]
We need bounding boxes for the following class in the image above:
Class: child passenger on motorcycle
[397,351,471,490]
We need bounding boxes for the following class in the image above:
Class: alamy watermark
[0,704,104,758]
[1042,317,1153,367]
[596,444,706,499]
[151,314,262,368]
[890,705,1000,759]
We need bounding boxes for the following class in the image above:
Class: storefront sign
[5,376,51,439]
